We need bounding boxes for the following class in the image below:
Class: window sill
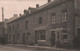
[37,40,46,42]
[62,20,68,22]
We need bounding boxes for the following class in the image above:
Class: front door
[35,31,39,44]
[77,28,80,38]
[51,31,55,46]
[23,33,25,44]
[13,34,15,44]
[77,28,80,48]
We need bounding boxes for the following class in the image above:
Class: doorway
[23,33,25,44]
[51,31,55,46]
[77,28,80,38]
[35,31,39,44]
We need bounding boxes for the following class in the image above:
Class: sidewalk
[5,44,80,51]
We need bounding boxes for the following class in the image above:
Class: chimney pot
[24,9,29,15]
[13,14,18,17]
[36,4,39,8]
[48,0,51,3]
[19,14,22,16]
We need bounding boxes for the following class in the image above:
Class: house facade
[7,0,80,47]
[0,22,3,38]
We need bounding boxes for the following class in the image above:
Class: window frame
[38,17,42,24]
[51,13,56,24]
[62,9,68,22]
[25,21,28,29]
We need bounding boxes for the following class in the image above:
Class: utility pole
[2,7,5,44]
[2,7,4,22]
[2,7,5,37]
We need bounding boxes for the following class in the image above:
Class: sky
[0,0,48,21]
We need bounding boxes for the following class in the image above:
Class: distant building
[0,22,3,38]
[7,0,80,47]
[7,14,18,23]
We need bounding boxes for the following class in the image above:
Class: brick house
[7,0,80,47]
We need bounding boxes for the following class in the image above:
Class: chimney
[19,14,22,16]
[36,4,39,8]
[13,14,18,17]
[24,9,29,15]
[48,0,51,3]
[5,19,8,22]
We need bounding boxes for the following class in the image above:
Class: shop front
[34,26,47,46]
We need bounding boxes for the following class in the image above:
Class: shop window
[40,30,46,40]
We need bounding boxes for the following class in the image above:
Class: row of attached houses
[7,0,80,47]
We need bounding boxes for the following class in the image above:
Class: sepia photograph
[0,0,80,51]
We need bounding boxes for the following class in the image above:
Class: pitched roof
[8,0,69,24]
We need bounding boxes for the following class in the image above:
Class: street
[0,45,80,51]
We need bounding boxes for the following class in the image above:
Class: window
[25,21,28,29]
[27,32,30,41]
[51,13,56,24]
[62,9,68,22]
[62,30,68,39]
[13,25,14,31]
[9,34,11,39]
[35,31,39,40]
[17,33,19,40]
[29,10,31,14]
[35,30,46,40]
[8,26,11,32]
[57,32,59,40]
[63,35,67,39]
[40,30,46,40]
[17,23,19,30]
[38,17,42,24]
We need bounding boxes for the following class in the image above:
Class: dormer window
[29,10,31,14]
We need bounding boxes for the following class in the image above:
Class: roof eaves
[8,0,69,24]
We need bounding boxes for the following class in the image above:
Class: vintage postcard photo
[0,0,80,51]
